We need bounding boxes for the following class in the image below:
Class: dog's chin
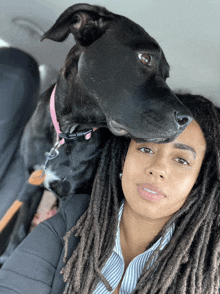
[108,128,178,143]
[108,119,187,143]
[107,120,188,143]
[109,128,129,136]
[131,128,186,144]
[108,120,129,136]
[133,136,175,144]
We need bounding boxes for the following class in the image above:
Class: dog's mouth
[108,120,129,136]
[108,119,186,144]
[133,134,180,144]
[64,120,184,144]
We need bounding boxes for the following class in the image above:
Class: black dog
[0,3,192,264]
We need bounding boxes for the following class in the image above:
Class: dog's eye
[138,53,151,65]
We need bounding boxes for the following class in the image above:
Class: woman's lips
[137,183,166,202]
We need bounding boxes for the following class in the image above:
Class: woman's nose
[144,158,167,180]
[147,170,165,179]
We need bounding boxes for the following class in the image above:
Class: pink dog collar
[50,85,96,144]
[50,85,65,145]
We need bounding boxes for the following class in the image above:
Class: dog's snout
[174,111,192,127]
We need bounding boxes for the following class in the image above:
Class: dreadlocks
[61,93,220,294]
[60,135,130,293]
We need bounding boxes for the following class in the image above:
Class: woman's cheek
[177,176,197,199]
[124,157,141,178]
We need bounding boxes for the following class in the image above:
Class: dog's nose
[174,111,192,127]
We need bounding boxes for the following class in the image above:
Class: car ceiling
[1,0,220,105]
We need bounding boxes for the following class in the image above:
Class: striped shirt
[94,202,175,294]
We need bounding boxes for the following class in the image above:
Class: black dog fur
[0,3,192,264]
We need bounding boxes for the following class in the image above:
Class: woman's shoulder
[0,194,91,294]
[59,194,90,229]
[42,193,91,239]
[60,193,90,215]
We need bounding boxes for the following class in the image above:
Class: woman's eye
[175,158,190,166]
[138,147,153,154]
[138,53,152,65]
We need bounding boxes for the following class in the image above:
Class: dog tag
[28,169,46,186]
[28,142,60,186]
[85,132,92,140]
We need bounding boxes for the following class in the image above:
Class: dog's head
[42,4,193,143]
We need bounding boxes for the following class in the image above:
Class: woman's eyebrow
[173,142,197,159]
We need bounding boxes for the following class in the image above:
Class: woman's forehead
[174,120,206,154]
[130,120,206,157]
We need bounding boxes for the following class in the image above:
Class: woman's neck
[120,200,171,269]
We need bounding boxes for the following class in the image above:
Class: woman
[0,93,219,294]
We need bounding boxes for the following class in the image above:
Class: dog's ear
[41,4,114,46]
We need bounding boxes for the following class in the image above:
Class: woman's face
[122,120,206,221]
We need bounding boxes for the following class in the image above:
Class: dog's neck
[50,85,96,143]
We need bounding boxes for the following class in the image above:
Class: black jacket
[0,194,90,294]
